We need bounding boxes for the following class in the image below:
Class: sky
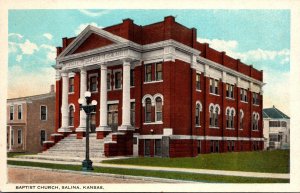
[8,9,290,114]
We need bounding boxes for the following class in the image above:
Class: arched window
[226,108,230,128]
[230,110,234,128]
[145,98,152,123]
[214,107,219,127]
[69,105,74,126]
[195,103,201,126]
[209,106,214,126]
[155,97,162,122]
[239,110,244,130]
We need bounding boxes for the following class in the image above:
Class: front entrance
[133,136,139,156]
[108,104,118,132]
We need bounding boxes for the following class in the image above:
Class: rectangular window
[133,137,138,145]
[40,130,46,146]
[10,106,14,120]
[144,139,151,156]
[269,121,281,127]
[17,105,22,120]
[155,63,162,81]
[130,102,135,126]
[253,93,259,105]
[89,76,98,92]
[197,140,201,154]
[231,141,235,151]
[240,88,248,102]
[145,64,152,82]
[215,141,219,153]
[196,73,201,90]
[226,84,234,98]
[69,77,74,93]
[40,106,47,120]
[17,129,22,144]
[155,139,162,156]
[130,69,135,86]
[107,73,111,90]
[210,78,219,95]
[11,129,14,146]
[210,141,214,153]
[115,72,122,89]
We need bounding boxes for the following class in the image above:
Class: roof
[263,106,290,119]
[7,92,55,103]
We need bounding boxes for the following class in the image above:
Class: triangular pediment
[72,33,114,54]
[57,25,129,58]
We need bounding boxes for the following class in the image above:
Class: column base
[75,126,86,132]
[96,126,112,132]
[118,125,135,131]
[58,127,72,133]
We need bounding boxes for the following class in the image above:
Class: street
[8,166,156,184]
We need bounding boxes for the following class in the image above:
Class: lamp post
[78,91,97,171]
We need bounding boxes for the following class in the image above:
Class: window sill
[226,128,235,130]
[196,89,202,93]
[209,93,220,96]
[252,130,260,132]
[130,86,135,88]
[113,88,122,91]
[68,92,75,95]
[241,101,248,104]
[143,122,163,125]
[253,104,260,107]
[226,97,235,101]
[195,125,201,128]
[91,91,98,94]
[209,126,219,129]
[144,80,163,84]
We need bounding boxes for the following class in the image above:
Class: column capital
[56,69,62,80]
[61,71,69,77]
[99,63,108,70]
[122,58,132,65]
[79,66,87,72]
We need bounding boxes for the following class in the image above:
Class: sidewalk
[7,157,289,180]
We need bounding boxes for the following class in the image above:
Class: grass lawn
[7,160,289,183]
[7,152,36,158]
[103,150,289,174]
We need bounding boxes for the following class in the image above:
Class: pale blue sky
[8,9,290,114]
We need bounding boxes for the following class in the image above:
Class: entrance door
[133,136,139,156]
[144,139,151,157]
[108,104,118,132]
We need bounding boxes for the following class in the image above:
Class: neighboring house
[263,106,290,150]
[7,86,55,153]
[50,16,264,157]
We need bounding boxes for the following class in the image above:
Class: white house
[263,106,290,150]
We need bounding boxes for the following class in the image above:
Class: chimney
[50,84,55,93]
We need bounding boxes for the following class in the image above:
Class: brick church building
[50,16,264,157]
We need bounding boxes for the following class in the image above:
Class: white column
[96,63,111,132]
[118,60,134,131]
[76,68,87,132]
[58,72,71,132]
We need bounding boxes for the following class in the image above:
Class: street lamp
[78,91,97,171]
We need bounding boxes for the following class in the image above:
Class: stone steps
[39,133,104,159]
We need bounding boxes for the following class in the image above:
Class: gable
[72,33,115,54]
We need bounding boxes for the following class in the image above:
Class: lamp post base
[82,159,94,171]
